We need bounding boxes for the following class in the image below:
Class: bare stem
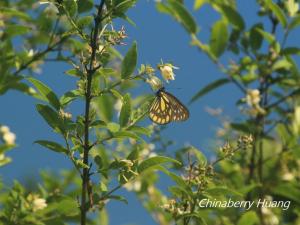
[80,1,105,225]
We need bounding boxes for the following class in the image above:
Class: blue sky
[2,1,300,224]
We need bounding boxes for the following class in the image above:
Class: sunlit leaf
[210,20,228,57]
[121,41,137,79]
[28,77,61,110]
[138,156,181,173]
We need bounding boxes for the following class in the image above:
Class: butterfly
[149,87,189,124]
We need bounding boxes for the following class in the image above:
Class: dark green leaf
[220,5,245,30]
[121,42,137,79]
[119,94,131,127]
[190,79,230,103]
[77,0,93,13]
[249,23,264,50]
[108,195,128,204]
[36,104,64,133]
[28,77,61,110]
[168,0,198,34]
[35,140,68,154]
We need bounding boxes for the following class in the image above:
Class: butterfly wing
[149,94,172,124]
[149,89,189,124]
[163,91,189,122]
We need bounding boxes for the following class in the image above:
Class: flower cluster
[143,61,179,90]
[245,89,266,116]
[26,194,48,212]
[0,125,16,145]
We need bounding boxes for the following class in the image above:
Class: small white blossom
[0,126,10,134]
[146,75,163,91]
[158,63,179,83]
[246,89,261,107]
[3,132,16,145]
[124,180,142,192]
[33,198,47,211]
[282,172,294,181]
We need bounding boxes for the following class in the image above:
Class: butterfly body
[149,87,189,124]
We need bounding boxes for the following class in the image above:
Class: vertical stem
[80,1,105,225]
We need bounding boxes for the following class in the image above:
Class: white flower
[158,63,179,83]
[33,198,47,211]
[282,172,294,181]
[246,89,261,107]
[146,75,163,91]
[0,126,10,134]
[3,132,16,145]
[285,0,299,17]
[262,208,279,225]
[124,180,142,192]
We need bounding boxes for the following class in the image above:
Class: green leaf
[205,187,243,198]
[168,0,198,34]
[63,0,78,17]
[127,125,152,136]
[93,95,113,122]
[237,211,259,225]
[108,195,128,204]
[113,131,143,142]
[60,90,82,106]
[220,5,245,30]
[107,122,120,132]
[35,140,68,154]
[194,0,208,10]
[189,146,207,166]
[210,20,228,57]
[255,28,275,44]
[36,104,64,133]
[121,41,137,79]
[119,94,131,127]
[265,0,287,28]
[281,47,300,55]
[138,156,181,173]
[249,23,264,50]
[4,24,31,38]
[272,58,292,71]
[77,16,93,29]
[289,15,300,30]
[0,7,31,20]
[77,0,93,13]
[190,78,230,103]
[272,183,300,204]
[27,77,61,110]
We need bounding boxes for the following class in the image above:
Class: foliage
[0,0,300,225]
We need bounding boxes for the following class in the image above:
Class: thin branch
[13,38,67,76]
[80,1,105,225]
[267,89,300,110]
